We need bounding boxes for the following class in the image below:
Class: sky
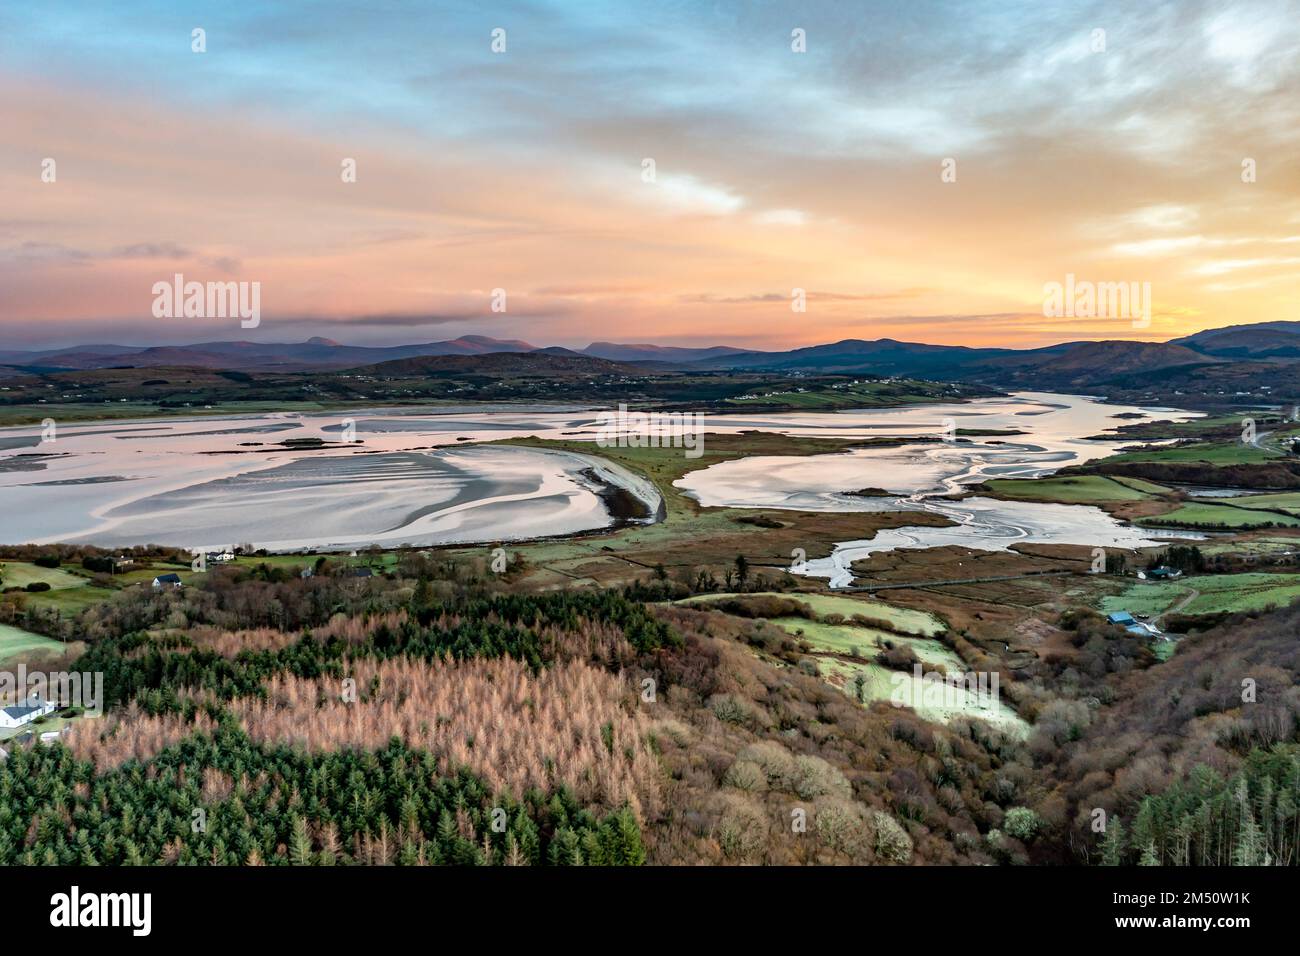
[1,0,1298,351]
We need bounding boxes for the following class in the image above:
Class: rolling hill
[356,351,638,377]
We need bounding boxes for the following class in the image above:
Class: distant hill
[10,320,1300,396]
[1174,321,1300,359]
[695,337,1015,376]
[970,340,1222,389]
[0,335,539,371]
[581,341,756,363]
[356,351,637,377]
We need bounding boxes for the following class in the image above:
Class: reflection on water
[672,392,1202,587]
[0,393,1196,558]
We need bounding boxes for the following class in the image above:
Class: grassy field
[0,562,88,590]
[983,474,1165,503]
[0,400,358,429]
[1198,535,1300,557]
[1107,442,1276,465]
[1137,501,1300,529]
[1199,491,1300,516]
[767,616,962,668]
[677,591,946,636]
[816,655,1028,735]
[724,384,960,410]
[0,623,67,663]
[20,584,116,615]
[1102,572,1300,617]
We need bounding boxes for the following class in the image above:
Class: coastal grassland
[1199,490,1300,516]
[0,400,353,429]
[476,433,954,587]
[1137,501,1300,529]
[1106,441,1277,465]
[1198,534,1300,557]
[1101,572,1300,617]
[721,379,979,410]
[980,474,1165,504]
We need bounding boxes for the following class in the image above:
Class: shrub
[708,694,750,725]
[722,760,767,793]
[715,795,767,861]
[791,755,852,800]
[815,799,866,853]
[1003,806,1042,842]
[735,740,798,791]
[25,582,52,593]
[871,810,913,863]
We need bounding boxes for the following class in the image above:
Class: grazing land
[1102,572,1300,617]
[0,623,67,664]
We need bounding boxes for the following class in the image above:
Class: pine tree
[1099,816,1126,866]
[289,816,313,866]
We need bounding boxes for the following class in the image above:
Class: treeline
[1148,545,1206,574]
[1027,601,1300,863]
[0,729,643,866]
[1099,746,1300,866]
[77,588,681,711]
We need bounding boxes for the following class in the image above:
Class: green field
[1138,502,1300,529]
[0,562,88,590]
[815,656,1027,735]
[1102,572,1300,617]
[1198,535,1300,557]
[0,400,353,429]
[1108,442,1276,465]
[0,623,66,663]
[983,474,1165,503]
[678,591,945,637]
[767,616,962,668]
[722,380,973,410]
[1199,491,1300,516]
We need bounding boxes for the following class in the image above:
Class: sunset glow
[2,1,1298,349]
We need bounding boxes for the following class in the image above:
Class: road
[1153,586,1200,629]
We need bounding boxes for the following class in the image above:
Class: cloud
[2,1,1299,349]
[109,242,192,259]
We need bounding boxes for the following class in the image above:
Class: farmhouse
[0,697,57,729]
[1145,566,1183,580]
[1107,610,1162,639]
[152,573,183,589]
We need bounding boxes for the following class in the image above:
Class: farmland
[981,474,1167,504]
[1101,572,1300,618]
[1138,501,1300,529]
[0,623,67,664]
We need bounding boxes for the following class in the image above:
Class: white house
[0,697,58,729]
[152,573,183,589]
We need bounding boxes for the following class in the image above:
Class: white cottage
[0,697,58,729]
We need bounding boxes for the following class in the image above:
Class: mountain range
[5,321,1300,393]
